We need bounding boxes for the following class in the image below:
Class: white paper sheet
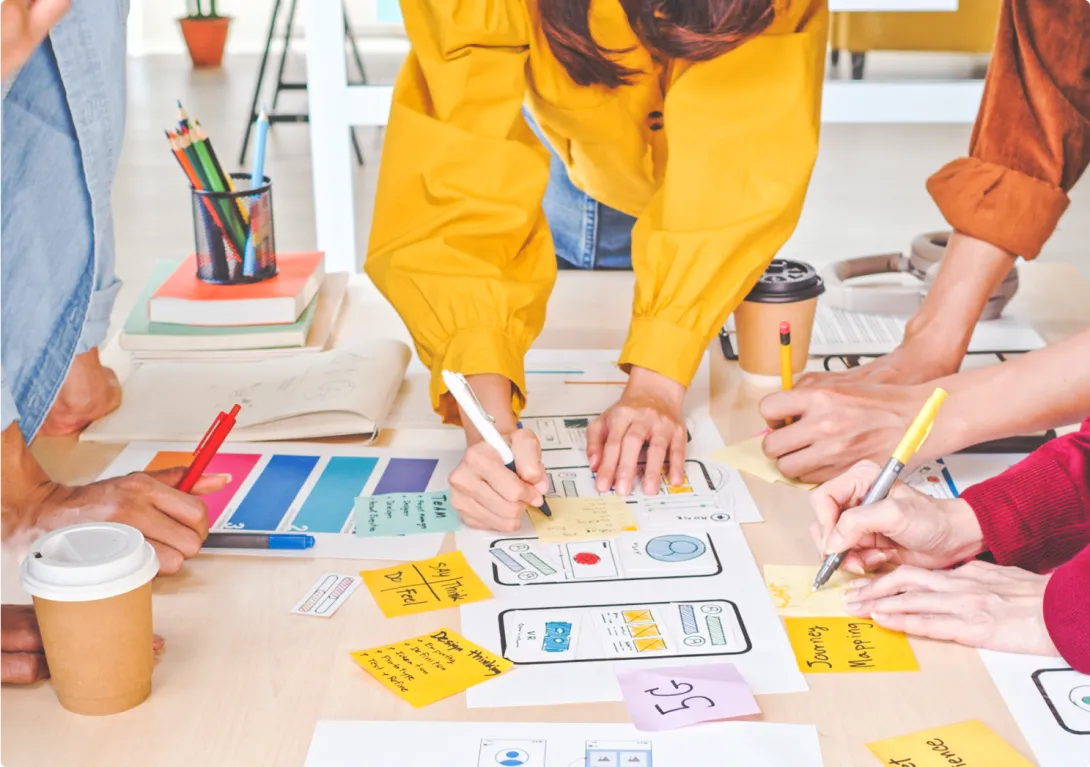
[98,441,460,562]
[979,650,1090,767]
[304,720,824,767]
[458,525,806,707]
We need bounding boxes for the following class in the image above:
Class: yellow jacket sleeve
[365,0,555,423]
[620,3,828,387]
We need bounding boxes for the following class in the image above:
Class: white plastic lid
[20,523,159,602]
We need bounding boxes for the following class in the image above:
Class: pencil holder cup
[191,173,277,285]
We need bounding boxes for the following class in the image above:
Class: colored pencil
[171,130,244,261]
[242,107,269,275]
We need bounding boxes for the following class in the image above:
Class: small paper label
[291,573,361,618]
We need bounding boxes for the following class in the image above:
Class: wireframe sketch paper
[979,649,1090,767]
[96,441,459,561]
[304,720,824,767]
[83,340,411,442]
[457,525,807,707]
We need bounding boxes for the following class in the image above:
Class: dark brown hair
[540,0,775,88]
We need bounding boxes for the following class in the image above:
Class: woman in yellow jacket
[367,0,828,531]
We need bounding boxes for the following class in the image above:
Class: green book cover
[122,260,317,350]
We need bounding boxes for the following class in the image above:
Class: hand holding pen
[812,388,948,591]
[443,371,552,533]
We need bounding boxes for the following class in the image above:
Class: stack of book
[120,252,347,361]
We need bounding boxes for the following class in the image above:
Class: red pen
[178,404,241,493]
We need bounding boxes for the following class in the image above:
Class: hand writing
[449,430,547,533]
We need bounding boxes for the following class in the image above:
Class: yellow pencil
[780,321,793,424]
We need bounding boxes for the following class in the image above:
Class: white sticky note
[291,572,361,618]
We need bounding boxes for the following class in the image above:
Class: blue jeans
[527,112,635,271]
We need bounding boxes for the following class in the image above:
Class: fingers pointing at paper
[587,366,687,497]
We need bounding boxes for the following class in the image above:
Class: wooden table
[3,262,1087,767]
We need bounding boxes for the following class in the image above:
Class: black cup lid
[744,259,825,303]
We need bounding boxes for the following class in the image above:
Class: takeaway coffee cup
[20,522,159,715]
[733,259,825,382]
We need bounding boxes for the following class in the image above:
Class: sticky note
[360,551,492,618]
[764,565,872,617]
[710,438,816,490]
[290,572,361,618]
[866,720,1034,767]
[350,628,511,708]
[616,663,760,732]
[530,496,638,543]
[784,616,918,673]
[354,490,461,537]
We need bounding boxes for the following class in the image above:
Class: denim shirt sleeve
[75,214,122,354]
[1,368,18,431]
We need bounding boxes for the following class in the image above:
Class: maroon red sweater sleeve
[960,419,1090,672]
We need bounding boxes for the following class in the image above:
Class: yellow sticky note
[764,565,872,617]
[866,720,1034,767]
[784,616,918,673]
[360,551,492,618]
[711,437,816,490]
[530,496,638,543]
[350,628,511,708]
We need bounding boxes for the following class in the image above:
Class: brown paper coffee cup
[21,523,159,716]
[733,259,825,382]
[32,583,154,715]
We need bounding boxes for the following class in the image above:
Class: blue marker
[242,106,269,276]
[202,532,315,550]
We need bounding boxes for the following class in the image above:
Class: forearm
[924,329,1090,456]
[901,232,1017,362]
[458,374,519,446]
[0,423,54,546]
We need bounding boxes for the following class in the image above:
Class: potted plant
[179,0,231,68]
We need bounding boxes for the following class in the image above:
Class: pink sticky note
[616,663,760,732]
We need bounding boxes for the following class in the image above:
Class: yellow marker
[779,321,793,424]
[812,387,948,591]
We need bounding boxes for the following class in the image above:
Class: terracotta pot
[179,16,231,68]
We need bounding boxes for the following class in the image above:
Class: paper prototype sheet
[304,720,824,767]
[291,573,361,618]
[866,719,1034,767]
[458,525,807,707]
[979,649,1090,767]
[96,441,459,561]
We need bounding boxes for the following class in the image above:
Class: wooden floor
[111,53,1089,333]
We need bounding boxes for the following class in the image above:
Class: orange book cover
[153,252,324,301]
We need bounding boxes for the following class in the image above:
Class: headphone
[821,231,1019,320]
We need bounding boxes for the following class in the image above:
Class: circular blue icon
[496,748,530,766]
[645,534,706,562]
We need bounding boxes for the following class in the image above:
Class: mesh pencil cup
[191,173,277,284]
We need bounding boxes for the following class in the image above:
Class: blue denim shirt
[1,1,127,440]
